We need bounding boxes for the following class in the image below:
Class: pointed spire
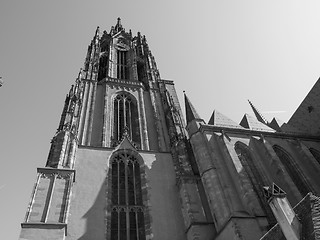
[184,91,202,124]
[114,17,124,33]
[248,100,268,125]
[95,26,100,37]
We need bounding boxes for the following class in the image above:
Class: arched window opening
[235,143,276,226]
[117,50,129,80]
[98,55,108,81]
[309,148,320,165]
[273,145,312,197]
[113,93,141,148]
[110,152,146,240]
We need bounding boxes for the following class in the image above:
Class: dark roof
[260,193,320,240]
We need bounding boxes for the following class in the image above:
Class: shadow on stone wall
[78,181,106,240]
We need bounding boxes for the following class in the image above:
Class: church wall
[265,138,320,197]
[140,152,186,240]
[19,227,65,240]
[66,147,112,240]
[215,217,267,240]
[197,128,320,237]
[66,147,186,240]
[200,126,320,209]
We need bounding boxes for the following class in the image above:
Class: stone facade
[19,18,320,240]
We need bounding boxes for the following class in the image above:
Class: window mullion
[125,156,130,240]
[129,102,132,140]
[117,100,120,141]
[124,98,127,130]
[117,161,120,205]
[133,163,139,240]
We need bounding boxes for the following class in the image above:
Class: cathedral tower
[19,18,214,240]
[19,18,320,240]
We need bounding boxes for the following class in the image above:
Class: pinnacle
[184,92,202,124]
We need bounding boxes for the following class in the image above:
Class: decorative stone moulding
[37,168,76,182]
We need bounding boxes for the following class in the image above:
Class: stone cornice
[200,124,320,142]
[158,79,174,85]
[99,77,144,90]
[21,222,67,236]
[37,167,76,182]
[78,144,172,154]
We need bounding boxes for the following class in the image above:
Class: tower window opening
[113,93,141,148]
[98,55,108,81]
[110,152,146,240]
[117,50,129,79]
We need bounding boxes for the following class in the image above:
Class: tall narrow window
[113,93,140,148]
[110,152,146,240]
[235,143,276,226]
[273,145,313,196]
[117,50,129,79]
[98,55,108,81]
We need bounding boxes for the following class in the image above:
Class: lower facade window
[110,152,146,240]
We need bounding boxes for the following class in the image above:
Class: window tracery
[117,50,129,80]
[110,152,146,240]
[113,93,140,148]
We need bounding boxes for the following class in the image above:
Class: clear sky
[1,0,320,238]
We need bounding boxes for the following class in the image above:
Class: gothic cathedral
[19,18,320,240]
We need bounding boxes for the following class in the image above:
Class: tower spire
[248,99,268,125]
[184,91,202,124]
[113,17,124,34]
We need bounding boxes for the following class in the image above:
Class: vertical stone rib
[41,174,56,223]
[83,82,93,145]
[86,81,97,145]
[25,173,42,222]
[138,88,149,150]
[78,81,89,144]
[62,174,73,223]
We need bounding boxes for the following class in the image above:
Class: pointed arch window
[117,50,129,79]
[273,145,313,196]
[235,142,276,226]
[309,148,320,165]
[97,54,108,81]
[110,152,146,240]
[113,93,141,148]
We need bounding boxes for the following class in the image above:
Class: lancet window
[273,145,313,196]
[113,93,140,148]
[110,152,146,240]
[235,142,276,225]
[117,50,129,79]
[97,54,108,81]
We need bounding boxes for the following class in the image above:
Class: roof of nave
[208,110,244,129]
[240,114,276,132]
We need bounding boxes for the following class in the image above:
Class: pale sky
[1,1,320,238]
